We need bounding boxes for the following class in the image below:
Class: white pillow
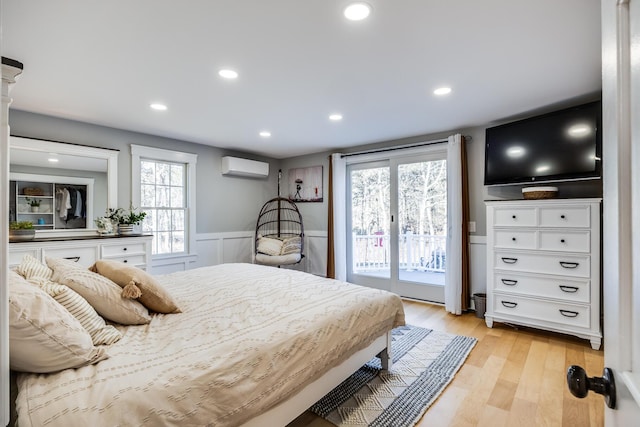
[9,271,109,373]
[257,236,284,256]
[18,254,122,345]
[280,236,302,255]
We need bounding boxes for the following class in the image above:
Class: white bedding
[15,263,405,427]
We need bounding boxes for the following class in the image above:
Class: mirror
[9,136,118,235]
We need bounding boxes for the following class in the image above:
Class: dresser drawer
[539,230,591,253]
[101,242,146,258]
[104,254,146,268]
[494,251,591,278]
[42,246,98,267]
[493,294,590,329]
[494,230,537,250]
[494,207,537,227]
[494,272,590,303]
[539,205,591,228]
[8,248,39,268]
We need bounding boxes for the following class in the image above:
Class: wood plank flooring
[288,299,604,427]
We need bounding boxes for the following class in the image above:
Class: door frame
[345,144,448,302]
[602,0,640,423]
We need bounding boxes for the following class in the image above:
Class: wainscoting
[150,230,329,276]
[150,232,487,301]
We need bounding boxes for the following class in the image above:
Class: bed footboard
[241,329,393,427]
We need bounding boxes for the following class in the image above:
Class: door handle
[567,365,616,409]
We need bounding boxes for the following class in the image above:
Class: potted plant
[104,206,147,235]
[25,197,42,212]
[9,221,36,241]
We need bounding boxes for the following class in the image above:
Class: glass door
[347,161,392,292]
[394,157,447,302]
[347,151,447,303]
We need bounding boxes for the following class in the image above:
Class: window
[131,145,197,257]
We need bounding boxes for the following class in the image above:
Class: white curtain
[445,134,463,314]
[331,153,348,281]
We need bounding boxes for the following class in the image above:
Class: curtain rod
[340,138,448,158]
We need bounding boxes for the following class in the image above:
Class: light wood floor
[288,299,604,427]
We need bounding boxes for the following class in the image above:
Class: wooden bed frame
[242,330,392,427]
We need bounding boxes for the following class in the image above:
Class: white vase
[30,205,39,213]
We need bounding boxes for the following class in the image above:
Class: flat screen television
[484,101,602,186]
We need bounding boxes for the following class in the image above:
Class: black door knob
[567,365,616,409]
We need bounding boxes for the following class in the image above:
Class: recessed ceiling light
[259,131,271,138]
[219,69,238,79]
[47,158,59,163]
[329,114,343,121]
[433,87,452,96]
[150,103,168,111]
[344,2,372,21]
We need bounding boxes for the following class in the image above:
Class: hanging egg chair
[254,196,304,266]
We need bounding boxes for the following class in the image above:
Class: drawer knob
[501,301,518,308]
[501,279,518,286]
[560,261,579,269]
[560,309,579,318]
[123,247,128,251]
[123,259,128,263]
[561,239,566,243]
[64,256,80,263]
[512,215,516,219]
[501,257,518,264]
[511,237,516,242]
[561,215,566,219]
[559,285,579,293]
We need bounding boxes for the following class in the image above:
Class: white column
[1,57,23,427]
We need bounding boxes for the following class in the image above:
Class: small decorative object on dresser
[485,198,602,350]
[104,206,147,235]
[522,186,559,199]
[9,221,35,242]
[94,217,116,235]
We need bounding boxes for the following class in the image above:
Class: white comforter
[16,263,405,427]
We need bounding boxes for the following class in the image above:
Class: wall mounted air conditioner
[221,156,269,178]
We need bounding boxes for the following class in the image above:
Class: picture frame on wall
[288,166,323,202]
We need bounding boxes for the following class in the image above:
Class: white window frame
[131,144,197,263]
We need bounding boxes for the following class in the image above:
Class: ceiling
[2,0,602,159]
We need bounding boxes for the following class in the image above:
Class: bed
[12,262,405,427]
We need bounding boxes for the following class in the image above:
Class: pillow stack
[9,254,181,374]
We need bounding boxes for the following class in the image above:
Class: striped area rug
[309,325,477,427]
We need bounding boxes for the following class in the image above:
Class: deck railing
[352,232,446,273]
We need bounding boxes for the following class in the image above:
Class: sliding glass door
[347,150,447,303]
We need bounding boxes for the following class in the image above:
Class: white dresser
[485,198,601,350]
[9,235,153,272]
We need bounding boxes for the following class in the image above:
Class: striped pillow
[38,282,122,346]
[16,254,53,282]
[17,254,122,345]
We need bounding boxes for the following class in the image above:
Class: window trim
[131,144,198,259]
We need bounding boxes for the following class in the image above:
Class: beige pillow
[257,236,283,256]
[89,260,181,314]
[8,271,109,373]
[46,257,151,325]
[18,254,121,345]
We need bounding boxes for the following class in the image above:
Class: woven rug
[309,325,477,427]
